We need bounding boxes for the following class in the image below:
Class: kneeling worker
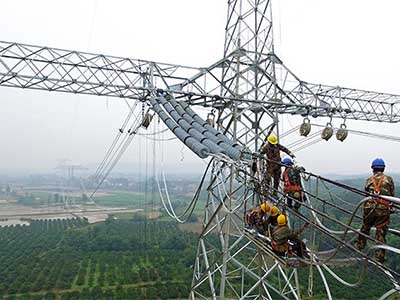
[246,202,271,234]
[271,214,308,258]
[268,206,280,229]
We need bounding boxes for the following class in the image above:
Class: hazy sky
[1,0,400,176]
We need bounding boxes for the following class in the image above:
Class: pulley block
[299,118,311,137]
[336,124,348,142]
[321,123,333,141]
[141,110,154,129]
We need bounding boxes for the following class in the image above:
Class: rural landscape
[1,0,400,299]
[0,172,398,299]
[0,173,201,300]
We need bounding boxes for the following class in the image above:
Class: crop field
[0,217,196,300]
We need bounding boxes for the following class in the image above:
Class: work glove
[251,162,258,173]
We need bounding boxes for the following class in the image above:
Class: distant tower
[55,159,87,208]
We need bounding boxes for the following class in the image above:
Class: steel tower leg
[189,1,297,299]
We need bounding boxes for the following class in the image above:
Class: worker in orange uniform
[356,158,395,263]
[282,157,305,210]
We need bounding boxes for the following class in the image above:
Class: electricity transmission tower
[1,1,400,299]
[55,159,87,208]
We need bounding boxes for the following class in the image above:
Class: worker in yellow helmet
[245,202,271,234]
[271,214,308,257]
[267,206,280,229]
[261,134,295,199]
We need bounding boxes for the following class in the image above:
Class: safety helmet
[267,134,278,145]
[371,158,385,169]
[271,206,280,217]
[282,157,293,166]
[260,203,271,213]
[277,214,287,226]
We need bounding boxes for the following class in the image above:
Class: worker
[271,214,309,258]
[251,153,262,195]
[261,134,295,199]
[246,202,271,234]
[356,158,395,263]
[268,205,280,229]
[282,157,305,210]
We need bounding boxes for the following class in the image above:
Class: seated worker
[271,214,309,258]
[245,202,271,234]
[282,157,305,210]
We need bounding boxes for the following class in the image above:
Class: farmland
[0,217,196,300]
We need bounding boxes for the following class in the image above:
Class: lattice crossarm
[0,41,201,100]
[298,82,400,122]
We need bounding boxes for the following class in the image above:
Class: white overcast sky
[0,0,400,176]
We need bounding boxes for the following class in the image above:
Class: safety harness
[369,175,391,229]
[283,169,301,192]
[271,226,289,252]
[271,223,309,254]
[371,175,391,207]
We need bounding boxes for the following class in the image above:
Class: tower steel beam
[1,1,400,299]
[1,41,400,122]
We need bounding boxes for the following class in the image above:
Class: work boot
[375,250,386,263]
[354,239,365,251]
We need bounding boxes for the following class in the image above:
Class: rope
[88,106,142,200]
[292,135,324,152]
[286,131,322,149]
[155,156,212,223]
[270,190,399,281]
[93,101,138,180]
[280,125,301,139]
[230,154,400,276]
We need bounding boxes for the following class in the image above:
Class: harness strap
[371,175,391,207]
[271,240,288,252]
[272,226,290,252]
[376,217,390,229]
[284,169,301,192]
[371,176,385,194]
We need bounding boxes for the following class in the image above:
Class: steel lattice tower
[1,1,400,299]
[190,1,302,299]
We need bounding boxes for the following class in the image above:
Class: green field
[0,217,196,300]
[94,192,146,208]
[0,214,398,300]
